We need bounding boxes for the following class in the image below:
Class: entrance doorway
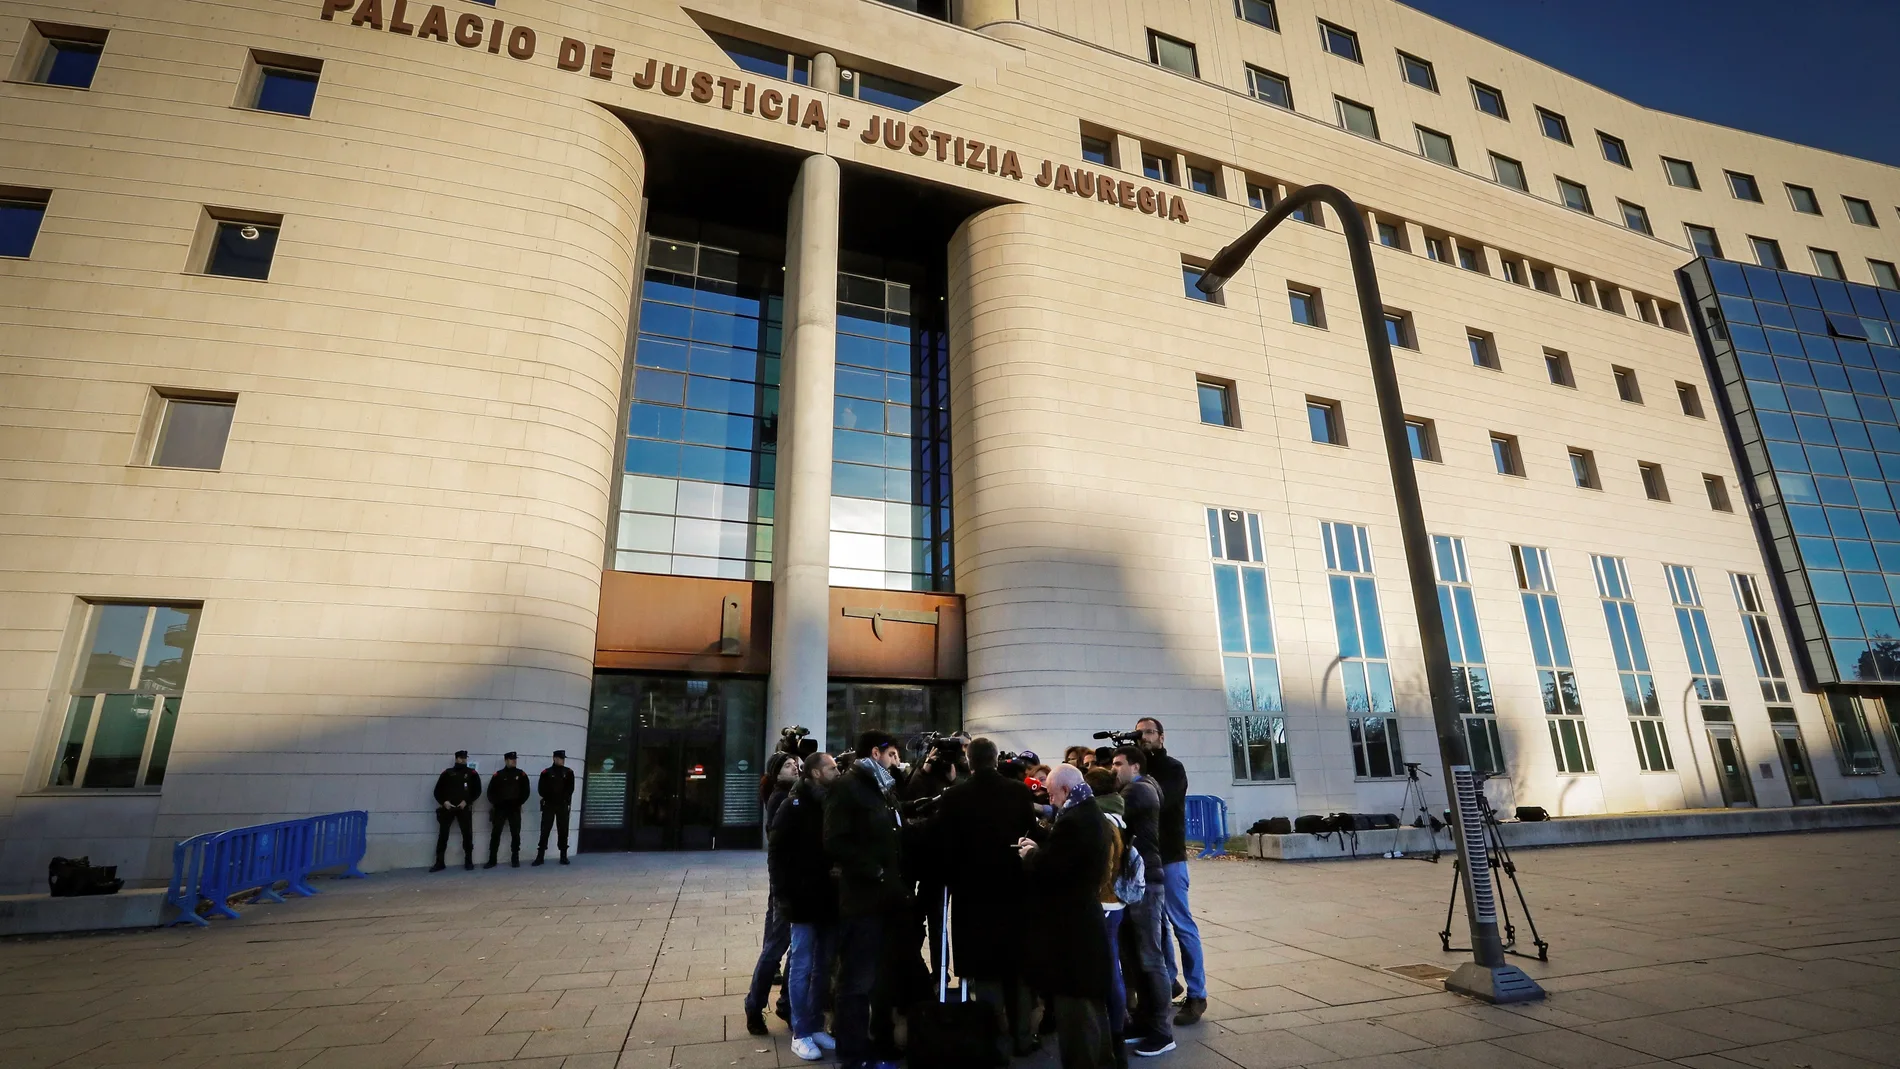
[581,673,765,851]
[1770,712,1822,804]
[630,728,722,850]
[1705,726,1756,807]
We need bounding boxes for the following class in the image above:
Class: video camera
[909,730,967,767]
[776,725,817,758]
[1092,729,1142,747]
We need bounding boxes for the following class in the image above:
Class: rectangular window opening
[1676,382,1704,417]
[1703,474,1732,512]
[49,601,203,789]
[1319,20,1362,62]
[1491,433,1523,477]
[1469,330,1500,370]
[1536,107,1571,144]
[1405,417,1438,462]
[1639,461,1669,501]
[198,208,284,281]
[1383,310,1416,350]
[244,50,322,116]
[1288,284,1324,327]
[1416,125,1456,167]
[1307,397,1343,445]
[1471,80,1507,119]
[1664,157,1701,190]
[1490,152,1527,192]
[1598,132,1630,167]
[21,22,107,89]
[1147,30,1199,76]
[1236,0,1280,32]
[1726,171,1762,202]
[1246,64,1292,109]
[1335,96,1378,139]
[0,187,52,258]
[1544,349,1574,387]
[148,390,238,470]
[1198,378,1238,427]
[1399,52,1437,92]
[1613,365,1642,403]
[1568,448,1599,489]
[1786,184,1820,215]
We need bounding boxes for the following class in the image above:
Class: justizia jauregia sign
[318,0,1190,224]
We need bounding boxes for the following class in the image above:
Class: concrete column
[769,136,841,750]
[955,0,1019,27]
[812,51,838,93]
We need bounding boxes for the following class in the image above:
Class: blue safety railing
[1184,795,1229,858]
[165,810,368,927]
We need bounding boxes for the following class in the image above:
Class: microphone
[1091,731,1115,740]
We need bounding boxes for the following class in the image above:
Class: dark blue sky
[1400,0,1900,168]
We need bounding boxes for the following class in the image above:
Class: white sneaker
[812,1031,837,1050]
[790,1036,822,1061]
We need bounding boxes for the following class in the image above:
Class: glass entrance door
[1707,730,1756,806]
[631,729,722,850]
[1774,728,1822,804]
[582,672,765,851]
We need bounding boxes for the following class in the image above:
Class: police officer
[485,751,532,868]
[534,749,576,866]
[432,750,482,872]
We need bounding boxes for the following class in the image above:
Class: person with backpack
[1110,746,1172,1057]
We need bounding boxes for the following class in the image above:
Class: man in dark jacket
[1137,718,1204,1025]
[771,752,842,1061]
[825,731,906,1069]
[933,736,1037,1058]
[485,751,532,868]
[431,750,482,872]
[533,749,575,866]
[1018,764,1114,1069]
[1112,746,1173,1057]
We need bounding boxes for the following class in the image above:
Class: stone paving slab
[2,829,1898,1069]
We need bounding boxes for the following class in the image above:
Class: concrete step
[0,888,171,936]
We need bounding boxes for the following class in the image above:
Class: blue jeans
[1126,880,1171,1042]
[1102,907,1127,1034]
[1162,861,1206,1000]
[744,898,791,1014]
[787,921,837,1039]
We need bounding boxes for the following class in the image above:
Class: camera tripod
[1438,782,1549,961]
[1384,762,1444,862]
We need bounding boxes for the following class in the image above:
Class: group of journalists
[748,717,1207,1069]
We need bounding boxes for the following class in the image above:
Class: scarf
[857,757,895,794]
[1060,781,1094,810]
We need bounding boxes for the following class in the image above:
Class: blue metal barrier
[1184,795,1230,858]
[165,810,368,927]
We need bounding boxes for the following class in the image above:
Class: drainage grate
[1384,963,1453,984]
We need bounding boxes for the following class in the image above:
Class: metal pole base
[1446,962,1546,1004]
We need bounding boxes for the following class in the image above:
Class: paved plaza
[2,829,1898,1069]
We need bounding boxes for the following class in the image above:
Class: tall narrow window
[1324,522,1402,778]
[1598,132,1630,167]
[1785,184,1821,215]
[1436,535,1503,773]
[1703,474,1732,512]
[1731,574,1791,705]
[1405,418,1438,461]
[1536,107,1571,144]
[1319,20,1361,62]
[1247,182,1274,211]
[1246,64,1292,108]
[1825,694,1884,775]
[1490,153,1527,191]
[1491,433,1523,476]
[1398,52,1437,91]
[1685,224,1722,259]
[1424,235,1448,262]
[1210,507,1290,781]
[1236,0,1280,31]
[1514,545,1593,773]
[1811,248,1846,280]
[1639,461,1669,500]
[1663,157,1701,190]
[1726,171,1762,202]
[49,603,202,788]
[1750,236,1787,269]
[1568,448,1599,489]
[1592,556,1673,772]
[1307,398,1343,444]
[1613,366,1642,403]
[1470,80,1507,119]
[1545,349,1574,387]
[1383,310,1415,350]
[1468,331,1500,369]
[1666,565,1728,714]
[1335,96,1378,139]
[1147,30,1199,76]
[1677,382,1704,417]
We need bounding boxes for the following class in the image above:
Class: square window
[1471,80,1507,119]
[245,51,322,116]
[22,23,107,89]
[1685,224,1722,259]
[1844,197,1877,227]
[1750,236,1786,269]
[1335,96,1378,139]
[1619,200,1651,234]
[1290,201,1321,226]
[1198,378,1237,426]
[49,602,202,789]
[1399,52,1437,91]
[1416,125,1456,166]
[1377,220,1404,249]
[1569,448,1600,489]
[1080,134,1114,166]
[1545,349,1574,387]
[1501,258,1522,284]
[1639,461,1669,501]
[1424,235,1447,262]
[1871,260,1900,290]
[1491,433,1523,476]
[1288,285,1323,327]
[1247,181,1274,211]
[1319,20,1361,62]
[1812,248,1845,280]
[1572,278,1596,306]
[1726,171,1762,202]
[1142,152,1177,185]
[1183,262,1221,304]
[1187,165,1219,196]
[1308,398,1343,444]
[1663,157,1700,190]
[1405,417,1438,461]
[0,189,51,258]
[1613,365,1642,403]
[150,393,237,470]
[1531,266,1554,292]
[1246,64,1291,108]
[1148,30,1198,76]
[1704,474,1733,512]
[1456,245,1483,272]
[1383,310,1415,350]
[1536,107,1571,144]
[200,212,282,280]
[1677,382,1704,417]
[1237,0,1279,31]
[1556,177,1592,214]
[1490,153,1527,191]
[1599,132,1631,167]
[1637,297,1658,324]
[1786,184,1821,214]
[1469,331,1501,370]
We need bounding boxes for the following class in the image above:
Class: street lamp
[1198,185,1544,1004]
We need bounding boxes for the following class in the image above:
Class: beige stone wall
[2,0,1897,889]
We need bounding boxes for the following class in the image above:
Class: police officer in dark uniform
[485,751,532,868]
[432,750,482,872]
[534,749,576,866]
